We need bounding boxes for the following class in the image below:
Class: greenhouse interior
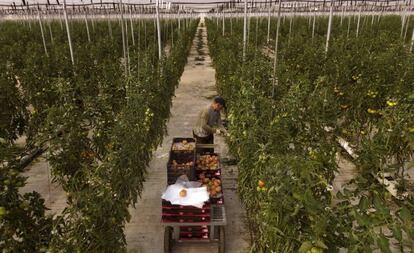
[1,0,413,252]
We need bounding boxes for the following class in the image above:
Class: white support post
[47,19,54,45]
[371,8,375,26]
[90,7,96,32]
[404,16,410,40]
[170,19,174,49]
[63,0,74,65]
[129,7,135,46]
[266,6,271,44]
[401,6,406,38]
[28,10,32,30]
[312,8,316,41]
[230,14,233,35]
[178,8,181,30]
[356,5,361,37]
[243,0,248,61]
[84,11,91,42]
[271,0,282,99]
[347,12,351,38]
[119,0,128,75]
[325,0,334,53]
[247,7,251,44]
[288,9,293,40]
[37,10,49,57]
[59,10,63,30]
[137,13,141,77]
[106,8,113,39]
[222,10,225,36]
[156,0,162,60]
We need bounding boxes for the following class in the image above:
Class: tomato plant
[208,15,414,252]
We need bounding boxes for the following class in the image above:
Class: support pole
[325,0,334,53]
[156,0,162,59]
[37,10,49,57]
[356,5,361,37]
[401,6,406,38]
[63,0,74,65]
[107,9,113,39]
[266,5,271,43]
[84,10,91,42]
[119,0,128,75]
[243,0,248,61]
[230,14,233,35]
[410,27,414,52]
[178,8,181,30]
[271,0,282,99]
[129,7,135,46]
[222,10,225,36]
[404,15,410,40]
[312,8,316,41]
[47,19,54,45]
[347,12,351,38]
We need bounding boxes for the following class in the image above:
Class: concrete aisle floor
[20,156,67,216]
[125,19,249,253]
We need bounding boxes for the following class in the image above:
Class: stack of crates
[167,138,196,184]
[162,138,224,241]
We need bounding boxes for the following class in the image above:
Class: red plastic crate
[179,226,210,240]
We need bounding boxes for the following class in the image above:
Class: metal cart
[162,141,227,253]
[163,204,226,253]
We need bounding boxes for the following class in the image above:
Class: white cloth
[162,180,209,208]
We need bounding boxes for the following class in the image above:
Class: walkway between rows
[125,18,248,253]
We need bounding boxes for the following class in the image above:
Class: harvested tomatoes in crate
[196,154,220,171]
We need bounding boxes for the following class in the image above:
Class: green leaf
[377,234,391,253]
[354,212,369,227]
[399,206,411,223]
[298,241,313,253]
[373,195,389,216]
[391,224,402,242]
[336,191,345,200]
[343,188,353,197]
[358,195,369,211]
[272,227,285,236]
[315,239,328,249]
[348,245,359,253]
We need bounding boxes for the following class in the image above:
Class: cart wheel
[218,226,225,253]
[164,226,174,253]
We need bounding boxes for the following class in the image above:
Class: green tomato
[310,247,323,253]
[0,207,6,217]
[384,191,392,200]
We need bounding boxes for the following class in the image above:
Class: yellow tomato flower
[367,90,378,98]
[367,108,377,114]
[386,100,397,107]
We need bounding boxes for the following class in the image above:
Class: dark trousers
[193,131,214,154]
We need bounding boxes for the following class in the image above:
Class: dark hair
[213,96,226,107]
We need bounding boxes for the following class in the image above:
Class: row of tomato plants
[0,18,198,252]
[207,15,413,253]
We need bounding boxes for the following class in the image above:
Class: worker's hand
[215,129,221,135]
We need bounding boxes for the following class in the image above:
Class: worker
[193,96,228,152]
